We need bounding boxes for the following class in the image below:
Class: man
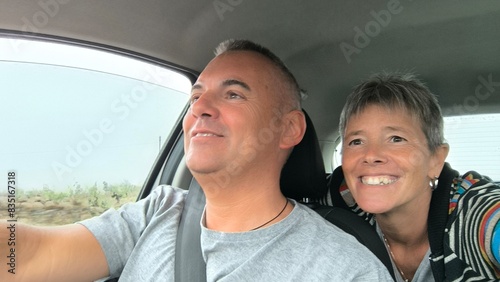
[0,40,391,281]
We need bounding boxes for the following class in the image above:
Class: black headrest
[326,165,350,209]
[280,110,327,201]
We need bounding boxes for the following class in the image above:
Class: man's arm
[0,221,109,282]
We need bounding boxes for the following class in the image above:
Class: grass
[0,181,141,226]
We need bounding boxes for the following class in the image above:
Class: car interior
[1,0,500,280]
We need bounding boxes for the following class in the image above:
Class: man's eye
[228,92,242,99]
[348,139,362,146]
[190,95,200,104]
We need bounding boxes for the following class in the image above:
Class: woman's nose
[363,143,387,165]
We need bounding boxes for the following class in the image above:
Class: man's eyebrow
[222,79,251,91]
[191,83,203,92]
[190,79,251,93]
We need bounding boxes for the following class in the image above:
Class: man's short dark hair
[215,39,302,110]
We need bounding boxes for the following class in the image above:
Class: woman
[327,73,500,281]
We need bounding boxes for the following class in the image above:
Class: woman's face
[341,104,447,214]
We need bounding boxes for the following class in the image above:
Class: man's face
[183,51,285,184]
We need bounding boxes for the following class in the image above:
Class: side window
[332,114,500,182]
[443,114,500,181]
[0,37,191,225]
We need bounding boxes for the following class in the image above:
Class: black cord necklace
[250,199,289,231]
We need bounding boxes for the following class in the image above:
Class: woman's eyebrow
[344,126,407,137]
[344,130,363,138]
[383,126,409,133]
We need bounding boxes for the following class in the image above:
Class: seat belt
[315,205,396,280]
[427,162,458,281]
[174,178,207,282]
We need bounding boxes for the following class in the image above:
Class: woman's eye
[390,136,405,142]
[348,139,362,146]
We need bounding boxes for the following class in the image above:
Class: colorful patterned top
[323,163,500,281]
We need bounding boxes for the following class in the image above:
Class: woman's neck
[376,199,431,281]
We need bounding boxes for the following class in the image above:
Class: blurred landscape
[0,181,141,225]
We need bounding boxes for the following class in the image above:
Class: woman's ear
[280,110,306,150]
[428,143,450,178]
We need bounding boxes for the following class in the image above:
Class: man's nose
[190,92,219,118]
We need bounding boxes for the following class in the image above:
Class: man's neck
[196,173,290,232]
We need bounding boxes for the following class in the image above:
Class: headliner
[2,0,500,158]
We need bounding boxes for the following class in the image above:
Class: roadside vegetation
[0,181,141,225]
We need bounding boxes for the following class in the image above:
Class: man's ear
[428,143,450,179]
[280,110,306,150]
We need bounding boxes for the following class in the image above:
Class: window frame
[1,29,197,206]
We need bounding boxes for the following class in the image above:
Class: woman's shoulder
[452,170,498,194]
[445,169,500,279]
[449,169,500,213]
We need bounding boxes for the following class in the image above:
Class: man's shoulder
[293,203,362,239]
[152,184,188,195]
[289,203,392,279]
[146,185,188,203]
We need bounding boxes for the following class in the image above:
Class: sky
[1,38,191,191]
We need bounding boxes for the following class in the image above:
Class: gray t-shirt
[81,185,392,281]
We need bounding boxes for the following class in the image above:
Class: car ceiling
[2,0,500,165]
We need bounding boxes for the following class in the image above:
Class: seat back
[280,110,327,201]
[321,166,395,279]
